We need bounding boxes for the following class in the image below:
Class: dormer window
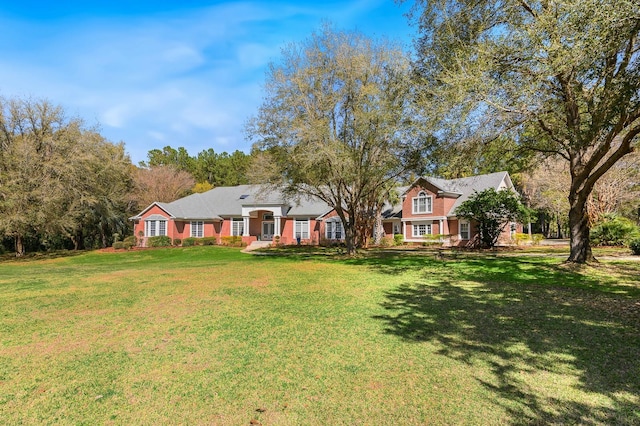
[412,191,432,214]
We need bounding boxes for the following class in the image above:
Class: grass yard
[0,246,639,425]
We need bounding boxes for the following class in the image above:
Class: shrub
[423,234,448,247]
[630,238,640,256]
[531,234,544,245]
[202,237,217,246]
[393,234,404,246]
[112,233,121,243]
[112,241,125,250]
[182,237,197,247]
[221,236,243,246]
[147,236,172,247]
[173,238,182,246]
[513,233,530,246]
[590,215,640,246]
[379,236,394,247]
[123,235,137,246]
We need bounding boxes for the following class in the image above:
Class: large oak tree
[247,25,430,255]
[0,97,134,255]
[408,0,640,262]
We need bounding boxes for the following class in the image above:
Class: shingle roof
[134,185,333,220]
[446,171,511,214]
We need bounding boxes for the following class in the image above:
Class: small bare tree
[130,165,195,209]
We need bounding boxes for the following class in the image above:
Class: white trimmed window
[459,220,470,240]
[145,219,167,237]
[326,220,344,240]
[191,221,204,238]
[232,218,244,236]
[294,218,310,239]
[412,223,432,237]
[412,191,432,214]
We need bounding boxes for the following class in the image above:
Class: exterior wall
[133,205,223,246]
[249,216,262,237]
[133,205,171,240]
[220,218,233,237]
[319,211,347,243]
[213,215,321,245]
[402,219,446,243]
[402,182,457,220]
[448,219,523,247]
[448,218,478,247]
[401,180,459,243]
[280,217,320,245]
[496,221,522,245]
[175,221,185,237]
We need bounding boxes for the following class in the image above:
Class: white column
[274,216,281,236]
[243,216,250,236]
[403,221,407,240]
[439,219,444,239]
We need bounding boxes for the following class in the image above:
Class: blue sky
[0,1,415,164]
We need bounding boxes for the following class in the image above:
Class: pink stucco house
[130,171,519,247]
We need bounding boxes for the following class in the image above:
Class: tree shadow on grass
[368,255,640,424]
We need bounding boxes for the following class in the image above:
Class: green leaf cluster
[455,188,528,248]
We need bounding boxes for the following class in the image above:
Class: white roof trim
[129,202,175,220]
[401,216,448,222]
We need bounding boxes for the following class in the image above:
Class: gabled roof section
[403,177,464,196]
[129,202,175,220]
[447,171,513,215]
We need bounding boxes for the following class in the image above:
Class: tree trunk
[556,218,563,239]
[373,211,384,245]
[344,224,357,256]
[101,228,108,248]
[15,234,25,257]
[567,193,595,263]
[540,216,548,238]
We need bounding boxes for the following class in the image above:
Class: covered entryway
[241,206,285,241]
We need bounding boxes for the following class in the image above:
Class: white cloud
[102,104,131,128]
[147,130,166,141]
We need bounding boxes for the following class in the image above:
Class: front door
[262,221,274,241]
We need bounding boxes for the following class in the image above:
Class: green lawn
[1,247,638,425]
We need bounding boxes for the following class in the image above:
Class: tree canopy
[0,97,134,255]
[456,188,529,248]
[247,24,431,254]
[140,146,254,188]
[408,0,640,262]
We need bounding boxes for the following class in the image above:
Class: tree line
[0,97,255,256]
